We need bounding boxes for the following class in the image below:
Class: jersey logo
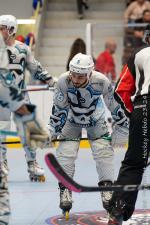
[10,54,16,60]
[9,87,24,101]
[0,100,9,108]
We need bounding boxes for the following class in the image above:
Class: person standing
[107,23,150,225]
[95,39,117,83]
[76,0,89,19]
[0,14,54,182]
[0,31,50,220]
[49,53,128,217]
[66,38,86,71]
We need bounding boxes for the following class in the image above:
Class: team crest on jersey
[10,54,16,60]
[55,89,64,102]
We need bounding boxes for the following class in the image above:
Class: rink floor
[5,147,150,225]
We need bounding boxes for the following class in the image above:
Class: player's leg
[56,121,81,215]
[22,95,45,182]
[0,175,10,216]
[0,113,11,177]
[108,99,150,224]
[25,146,45,182]
[87,119,114,211]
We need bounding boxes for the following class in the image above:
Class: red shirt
[95,50,116,82]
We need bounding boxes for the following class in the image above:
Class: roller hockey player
[49,53,129,219]
[0,32,50,221]
[0,14,55,182]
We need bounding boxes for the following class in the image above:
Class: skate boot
[107,198,125,225]
[59,183,72,220]
[107,214,123,225]
[27,161,45,182]
[0,191,10,216]
[0,160,9,177]
[98,181,113,211]
[0,176,10,216]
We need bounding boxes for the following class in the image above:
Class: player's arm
[102,76,129,145]
[26,45,55,87]
[114,58,136,118]
[49,78,69,137]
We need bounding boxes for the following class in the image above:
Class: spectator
[95,39,117,83]
[124,9,150,48]
[76,0,89,19]
[66,38,86,71]
[126,0,136,7]
[16,35,25,43]
[124,0,150,23]
[134,9,150,46]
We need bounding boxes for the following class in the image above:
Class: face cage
[69,71,92,80]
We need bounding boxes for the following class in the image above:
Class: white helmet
[69,53,94,77]
[0,15,18,36]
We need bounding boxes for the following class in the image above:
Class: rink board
[46,210,150,225]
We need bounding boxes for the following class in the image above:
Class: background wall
[0,0,33,18]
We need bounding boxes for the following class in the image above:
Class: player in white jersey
[49,53,129,217]
[0,32,50,222]
[0,15,55,182]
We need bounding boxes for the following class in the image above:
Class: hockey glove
[111,117,129,146]
[14,104,50,149]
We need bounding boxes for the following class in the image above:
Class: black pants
[76,0,83,14]
[111,95,150,221]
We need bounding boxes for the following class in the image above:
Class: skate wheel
[39,175,46,182]
[63,211,69,220]
[29,175,34,182]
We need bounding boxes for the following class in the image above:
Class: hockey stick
[45,152,150,192]
[22,85,55,92]
[0,136,112,145]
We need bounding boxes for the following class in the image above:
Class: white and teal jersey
[6,40,51,90]
[50,71,124,135]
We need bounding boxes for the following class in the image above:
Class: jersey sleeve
[25,45,53,83]
[114,53,136,117]
[49,76,69,136]
[101,76,128,124]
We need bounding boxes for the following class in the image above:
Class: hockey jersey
[50,71,125,135]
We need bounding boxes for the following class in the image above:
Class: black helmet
[143,23,150,44]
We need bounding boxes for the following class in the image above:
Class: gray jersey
[50,71,124,135]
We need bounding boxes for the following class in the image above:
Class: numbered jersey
[50,71,123,135]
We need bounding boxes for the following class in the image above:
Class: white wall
[0,0,33,18]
